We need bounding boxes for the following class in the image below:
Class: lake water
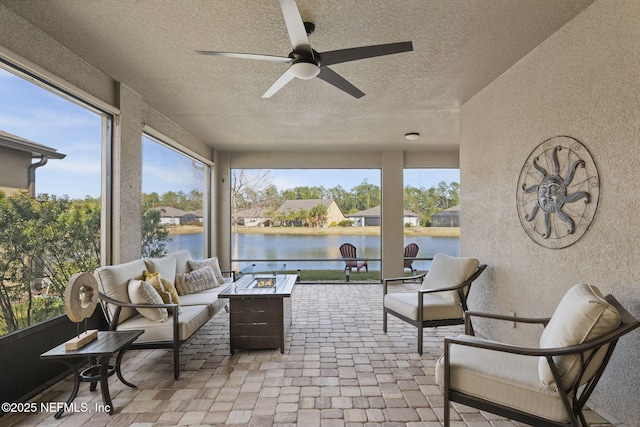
[166,232,459,272]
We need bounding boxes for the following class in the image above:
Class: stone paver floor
[1,283,614,426]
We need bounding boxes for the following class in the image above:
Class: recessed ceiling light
[404,132,420,141]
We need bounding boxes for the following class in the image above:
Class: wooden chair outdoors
[403,243,420,274]
[436,283,640,427]
[383,253,487,354]
[340,243,368,273]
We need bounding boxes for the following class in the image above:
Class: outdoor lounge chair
[436,283,640,426]
[340,243,368,273]
[403,243,419,274]
[383,253,486,354]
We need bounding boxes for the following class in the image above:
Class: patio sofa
[95,250,233,379]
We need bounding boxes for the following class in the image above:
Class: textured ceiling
[1,0,594,153]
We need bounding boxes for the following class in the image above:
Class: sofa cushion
[127,279,168,322]
[421,254,479,303]
[165,249,193,276]
[175,265,220,295]
[435,335,570,423]
[188,257,226,285]
[144,255,177,287]
[179,286,228,317]
[115,305,211,342]
[538,283,620,390]
[95,258,147,324]
[143,270,180,310]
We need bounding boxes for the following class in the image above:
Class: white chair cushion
[384,293,463,321]
[435,335,571,423]
[421,254,479,303]
[539,283,620,389]
[127,279,168,323]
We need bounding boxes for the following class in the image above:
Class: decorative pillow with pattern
[127,279,168,322]
[143,270,180,311]
[188,257,226,284]
[175,265,220,295]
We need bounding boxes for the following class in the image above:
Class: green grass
[285,269,419,282]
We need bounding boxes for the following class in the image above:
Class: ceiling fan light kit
[290,60,320,80]
[196,0,413,98]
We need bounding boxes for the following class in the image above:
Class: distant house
[348,206,418,227]
[153,206,203,226]
[0,130,66,196]
[276,199,346,226]
[431,205,460,227]
[236,206,269,227]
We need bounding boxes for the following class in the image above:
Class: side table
[40,330,143,418]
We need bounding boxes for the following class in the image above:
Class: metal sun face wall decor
[516,136,600,249]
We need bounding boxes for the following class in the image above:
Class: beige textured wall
[460,1,640,424]
[0,148,29,189]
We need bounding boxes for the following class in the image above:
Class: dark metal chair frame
[382,263,487,354]
[441,294,640,427]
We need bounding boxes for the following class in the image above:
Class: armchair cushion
[421,254,480,303]
[435,336,572,423]
[384,292,463,321]
[538,283,620,389]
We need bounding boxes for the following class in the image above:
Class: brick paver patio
[2,283,613,426]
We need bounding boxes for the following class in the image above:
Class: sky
[1,66,459,199]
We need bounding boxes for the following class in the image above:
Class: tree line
[232,170,459,227]
[0,192,170,336]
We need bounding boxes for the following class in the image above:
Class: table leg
[88,356,98,391]
[53,360,80,419]
[114,347,137,388]
[98,355,114,415]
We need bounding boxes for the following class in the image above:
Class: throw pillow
[144,255,177,287]
[127,279,168,322]
[188,257,226,284]
[175,265,220,295]
[143,270,180,310]
[538,283,620,390]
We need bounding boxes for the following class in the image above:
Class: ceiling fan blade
[319,41,413,66]
[195,50,292,63]
[279,0,313,56]
[316,67,365,99]
[262,68,297,98]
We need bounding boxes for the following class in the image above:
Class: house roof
[0,130,66,159]
[432,205,460,216]
[348,206,417,217]
[153,206,187,217]
[0,0,595,153]
[276,199,336,213]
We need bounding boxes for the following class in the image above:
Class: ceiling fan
[196,0,413,99]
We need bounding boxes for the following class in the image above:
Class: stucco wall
[459,0,640,424]
[0,147,29,189]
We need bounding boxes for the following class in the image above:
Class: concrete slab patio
[2,284,613,426]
